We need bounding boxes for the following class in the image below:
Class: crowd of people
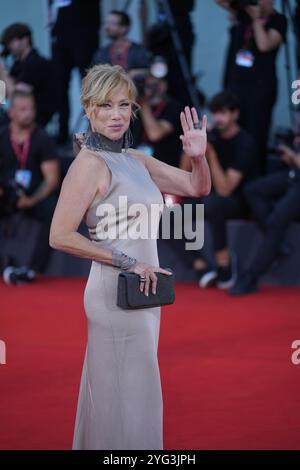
[0,0,299,295]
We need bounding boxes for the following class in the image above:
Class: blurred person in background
[0,91,60,285]
[93,10,150,72]
[230,139,300,295]
[0,23,57,127]
[215,0,287,174]
[51,0,101,145]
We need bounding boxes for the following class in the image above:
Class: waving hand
[180,106,207,158]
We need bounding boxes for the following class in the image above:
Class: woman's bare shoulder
[61,148,108,193]
[59,148,109,207]
[72,147,107,172]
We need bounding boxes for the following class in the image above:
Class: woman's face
[88,85,132,140]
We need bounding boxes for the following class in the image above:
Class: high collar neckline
[82,128,124,154]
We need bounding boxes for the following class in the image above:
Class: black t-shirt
[10,49,57,122]
[0,125,58,196]
[208,127,258,193]
[131,97,183,167]
[227,9,287,84]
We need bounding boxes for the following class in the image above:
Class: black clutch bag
[117,268,175,309]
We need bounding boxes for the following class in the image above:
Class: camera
[132,73,147,97]
[132,56,169,98]
[268,128,296,156]
[229,0,258,10]
[0,179,23,216]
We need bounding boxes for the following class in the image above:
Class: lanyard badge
[15,169,32,189]
[235,49,255,67]
[10,130,33,190]
[235,21,256,68]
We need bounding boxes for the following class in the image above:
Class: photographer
[230,139,300,295]
[131,57,183,167]
[0,23,57,127]
[215,0,287,174]
[0,90,60,285]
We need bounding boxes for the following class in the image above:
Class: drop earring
[124,128,133,150]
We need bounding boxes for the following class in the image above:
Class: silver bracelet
[111,248,137,271]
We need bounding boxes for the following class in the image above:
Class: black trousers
[200,192,249,252]
[20,193,58,273]
[227,77,277,175]
[243,169,300,276]
[52,31,98,140]
[164,191,249,267]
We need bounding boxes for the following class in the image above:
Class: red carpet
[1,277,300,450]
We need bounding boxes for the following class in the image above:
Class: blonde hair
[80,63,139,119]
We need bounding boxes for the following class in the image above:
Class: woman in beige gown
[49,64,210,450]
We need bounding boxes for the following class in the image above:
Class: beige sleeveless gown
[72,147,165,450]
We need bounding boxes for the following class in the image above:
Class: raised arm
[132,107,211,197]
[247,5,285,53]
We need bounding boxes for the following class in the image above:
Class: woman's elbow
[198,175,212,196]
[191,181,211,198]
[201,183,211,197]
[199,183,211,197]
[49,230,65,250]
[49,232,59,249]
